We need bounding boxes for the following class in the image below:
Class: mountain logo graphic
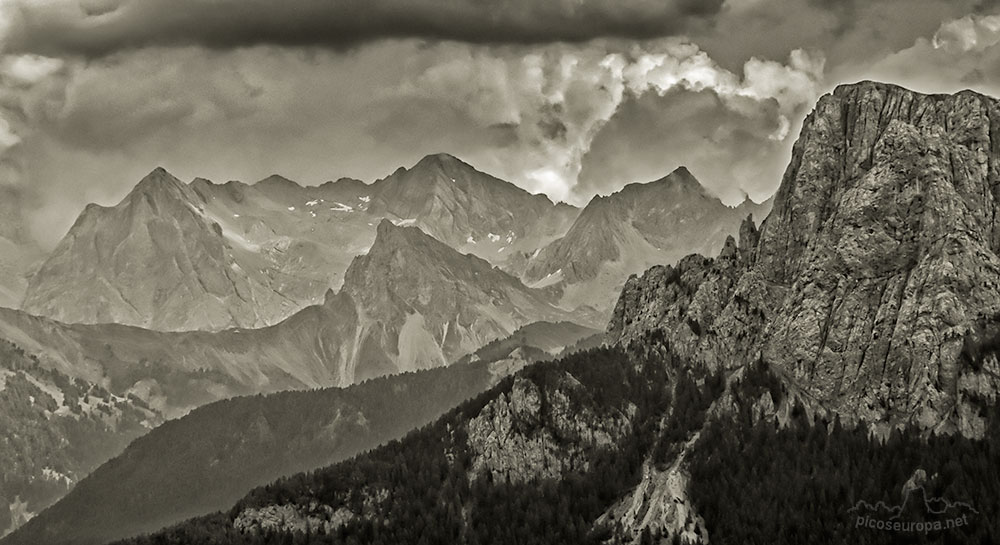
[847,469,978,533]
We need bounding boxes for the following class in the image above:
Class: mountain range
[3,80,995,545]
[19,154,760,331]
[28,81,996,545]
[1,218,584,420]
[0,207,592,537]
[21,155,579,332]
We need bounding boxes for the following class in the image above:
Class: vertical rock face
[611,81,1000,435]
[466,373,633,483]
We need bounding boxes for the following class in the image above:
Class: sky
[3,0,1000,247]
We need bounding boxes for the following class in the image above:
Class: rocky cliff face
[611,81,1000,436]
[524,167,769,318]
[466,373,634,483]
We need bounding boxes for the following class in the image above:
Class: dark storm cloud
[4,0,724,57]
[692,0,989,72]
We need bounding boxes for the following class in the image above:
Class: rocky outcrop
[600,452,708,544]
[610,81,1000,436]
[466,373,634,483]
[609,222,765,370]
[233,503,354,535]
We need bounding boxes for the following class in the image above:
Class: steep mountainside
[109,338,677,545]
[610,81,1000,436]
[0,340,159,538]
[108,332,1000,545]
[0,237,41,311]
[22,155,578,331]
[1,221,584,418]
[4,363,495,545]
[5,318,598,545]
[523,167,769,317]
[341,220,589,382]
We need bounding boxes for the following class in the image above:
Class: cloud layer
[4,0,723,56]
[3,0,1000,248]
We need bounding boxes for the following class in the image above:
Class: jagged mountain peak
[522,164,769,316]
[413,151,465,170]
[129,167,188,199]
[371,217,420,244]
[393,153,488,187]
[612,165,710,201]
[341,217,581,381]
[119,167,204,217]
[362,153,576,253]
[387,152,545,202]
[363,219,486,268]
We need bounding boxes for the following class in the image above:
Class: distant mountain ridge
[2,219,585,418]
[523,166,771,316]
[366,153,578,258]
[22,168,307,331]
[22,155,579,332]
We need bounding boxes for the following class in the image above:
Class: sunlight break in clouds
[397,39,824,203]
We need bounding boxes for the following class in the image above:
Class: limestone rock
[610,81,1000,436]
[466,373,633,483]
